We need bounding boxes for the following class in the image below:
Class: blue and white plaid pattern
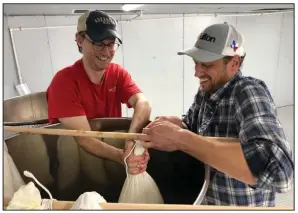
[182,71,293,206]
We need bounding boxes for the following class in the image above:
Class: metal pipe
[10,25,76,31]
[4,9,293,18]
[194,164,210,205]
[8,10,293,31]
[202,10,293,17]
[129,10,143,21]
[9,28,23,84]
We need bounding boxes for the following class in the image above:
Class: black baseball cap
[77,10,122,44]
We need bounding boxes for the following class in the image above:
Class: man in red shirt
[46,10,151,175]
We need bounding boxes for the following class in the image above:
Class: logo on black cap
[94,17,116,25]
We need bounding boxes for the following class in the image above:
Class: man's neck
[82,57,105,84]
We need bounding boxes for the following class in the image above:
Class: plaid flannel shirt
[182,71,293,206]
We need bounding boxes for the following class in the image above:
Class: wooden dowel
[4,126,142,140]
[4,125,240,143]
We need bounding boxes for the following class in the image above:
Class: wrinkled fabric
[4,142,25,198]
[119,140,164,204]
[71,192,107,209]
[6,182,42,210]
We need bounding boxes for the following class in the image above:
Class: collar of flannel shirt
[206,70,243,103]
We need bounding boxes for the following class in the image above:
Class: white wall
[275,14,294,107]
[4,16,18,99]
[275,105,294,207]
[4,13,294,120]
[121,18,184,118]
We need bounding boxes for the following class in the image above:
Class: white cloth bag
[118,140,164,204]
[6,170,55,210]
[71,191,107,210]
[4,143,25,198]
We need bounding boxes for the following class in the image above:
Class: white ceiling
[3,3,294,16]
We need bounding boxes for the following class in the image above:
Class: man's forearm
[129,99,151,133]
[76,136,123,164]
[58,116,124,164]
[178,129,256,185]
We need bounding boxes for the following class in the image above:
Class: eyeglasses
[84,36,120,51]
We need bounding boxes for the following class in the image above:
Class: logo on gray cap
[199,33,216,43]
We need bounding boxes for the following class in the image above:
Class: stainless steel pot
[4,91,48,124]
[5,118,209,205]
[4,92,210,204]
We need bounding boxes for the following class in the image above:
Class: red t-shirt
[46,59,141,124]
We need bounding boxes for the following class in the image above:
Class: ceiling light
[122,4,144,12]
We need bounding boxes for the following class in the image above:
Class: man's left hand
[138,120,183,152]
[123,139,150,175]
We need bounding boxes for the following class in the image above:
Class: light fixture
[122,4,144,12]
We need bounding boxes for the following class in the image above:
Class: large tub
[4,117,209,205]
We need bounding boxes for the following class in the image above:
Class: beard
[199,67,228,94]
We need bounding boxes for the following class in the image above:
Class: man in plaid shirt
[139,22,293,206]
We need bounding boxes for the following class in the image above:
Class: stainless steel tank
[4,92,48,124]
[4,118,210,205]
[3,92,49,139]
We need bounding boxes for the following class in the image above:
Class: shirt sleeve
[235,81,293,193]
[46,71,86,123]
[117,67,142,108]
[182,92,199,130]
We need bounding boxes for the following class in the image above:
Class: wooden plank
[3,197,292,210]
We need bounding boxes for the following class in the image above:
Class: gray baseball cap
[178,22,245,62]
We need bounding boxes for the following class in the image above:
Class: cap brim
[178,47,224,63]
[87,29,122,44]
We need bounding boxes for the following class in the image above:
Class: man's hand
[139,120,183,152]
[123,139,150,175]
[146,116,186,129]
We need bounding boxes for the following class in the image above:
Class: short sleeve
[235,82,293,192]
[46,70,86,123]
[117,67,142,108]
